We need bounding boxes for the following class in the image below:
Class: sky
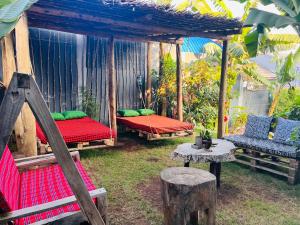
[171,0,297,34]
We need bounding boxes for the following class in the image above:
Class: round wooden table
[172,139,236,188]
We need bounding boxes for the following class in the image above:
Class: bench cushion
[17,161,96,225]
[0,146,20,213]
[225,135,299,159]
[244,115,272,139]
[273,118,300,146]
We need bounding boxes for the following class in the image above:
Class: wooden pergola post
[217,40,229,138]
[176,44,183,122]
[159,42,167,116]
[108,36,117,143]
[146,42,152,108]
[1,14,37,156]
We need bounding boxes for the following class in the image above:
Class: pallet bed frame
[235,148,300,184]
[125,127,193,141]
[38,138,115,153]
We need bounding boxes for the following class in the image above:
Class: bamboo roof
[27,0,244,43]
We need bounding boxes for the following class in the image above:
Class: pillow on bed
[51,112,65,121]
[137,109,155,116]
[118,109,140,117]
[62,111,87,120]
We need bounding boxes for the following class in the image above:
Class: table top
[172,139,236,163]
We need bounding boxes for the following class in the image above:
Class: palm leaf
[245,8,298,28]
[0,0,15,8]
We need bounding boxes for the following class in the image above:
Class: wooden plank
[0,74,25,159]
[15,13,37,156]
[108,36,117,143]
[16,151,80,169]
[236,152,292,170]
[30,212,80,225]
[25,74,105,225]
[146,42,152,108]
[176,44,183,122]
[217,40,228,138]
[235,159,289,177]
[0,188,106,224]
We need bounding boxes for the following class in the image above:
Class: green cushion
[62,111,87,120]
[137,109,155,116]
[117,109,140,117]
[51,112,65,121]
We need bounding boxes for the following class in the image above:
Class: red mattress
[36,117,116,144]
[117,115,193,134]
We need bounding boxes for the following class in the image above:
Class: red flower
[224,115,229,122]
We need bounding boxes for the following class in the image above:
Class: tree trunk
[14,14,37,156]
[268,87,282,116]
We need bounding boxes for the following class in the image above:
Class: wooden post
[176,44,183,122]
[108,36,117,143]
[1,34,16,87]
[146,42,152,108]
[14,14,37,156]
[217,40,229,139]
[159,42,167,116]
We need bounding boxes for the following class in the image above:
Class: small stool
[160,167,216,225]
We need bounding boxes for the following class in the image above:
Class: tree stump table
[172,139,236,188]
[160,167,216,225]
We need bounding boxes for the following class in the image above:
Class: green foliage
[0,0,38,38]
[241,0,300,57]
[184,60,220,130]
[81,87,99,120]
[274,88,300,118]
[230,106,248,130]
[288,106,300,120]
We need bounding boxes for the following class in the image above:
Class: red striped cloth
[36,117,116,144]
[0,146,20,213]
[17,161,96,225]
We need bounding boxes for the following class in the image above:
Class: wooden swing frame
[0,73,106,225]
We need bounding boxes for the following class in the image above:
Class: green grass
[79,134,300,225]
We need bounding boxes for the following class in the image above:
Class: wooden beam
[217,40,229,138]
[108,36,117,143]
[1,34,16,87]
[28,7,232,40]
[146,42,152,108]
[14,14,37,156]
[176,44,183,122]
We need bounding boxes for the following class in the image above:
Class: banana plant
[0,0,38,38]
[268,52,300,115]
[239,0,300,58]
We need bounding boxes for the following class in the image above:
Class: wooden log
[160,167,216,225]
[176,44,183,122]
[217,40,229,139]
[25,74,105,225]
[146,42,152,108]
[14,13,37,156]
[108,36,117,143]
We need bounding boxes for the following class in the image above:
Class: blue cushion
[244,115,272,139]
[273,118,300,146]
[225,135,299,159]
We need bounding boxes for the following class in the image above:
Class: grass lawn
[79,134,300,225]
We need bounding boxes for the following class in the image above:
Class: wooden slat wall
[29,28,146,125]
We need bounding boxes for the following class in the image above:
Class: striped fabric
[0,146,20,213]
[18,161,96,225]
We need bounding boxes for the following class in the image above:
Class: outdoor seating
[160,167,216,225]
[225,115,300,184]
[0,146,108,225]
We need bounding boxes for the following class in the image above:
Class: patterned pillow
[244,115,272,139]
[273,118,300,146]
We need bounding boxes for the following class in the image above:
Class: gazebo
[0,1,244,224]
